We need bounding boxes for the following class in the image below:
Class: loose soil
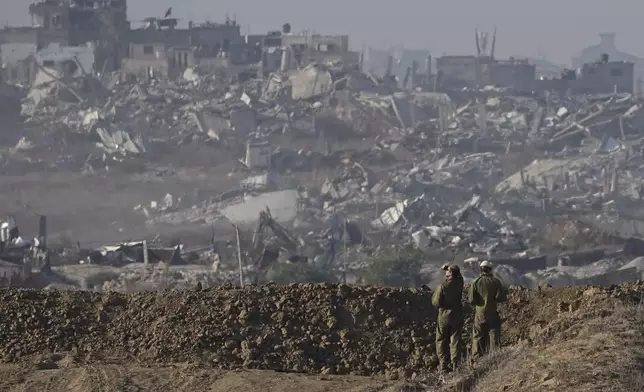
[0,283,643,391]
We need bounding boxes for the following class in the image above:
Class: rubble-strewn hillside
[0,283,642,382]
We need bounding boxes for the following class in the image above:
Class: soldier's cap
[480,260,493,268]
[441,264,460,273]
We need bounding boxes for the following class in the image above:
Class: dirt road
[0,363,389,392]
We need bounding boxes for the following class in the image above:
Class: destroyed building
[573,54,634,94]
[121,18,243,79]
[282,33,358,68]
[573,33,644,82]
[3,42,95,85]
[28,0,129,44]
[261,32,359,74]
[489,57,536,93]
[435,29,536,93]
[0,0,128,82]
[436,55,536,92]
[363,47,431,89]
[436,55,492,88]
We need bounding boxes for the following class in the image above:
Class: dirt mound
[0,283,642,379]
[436,283,644,392]
[0,284,437,377]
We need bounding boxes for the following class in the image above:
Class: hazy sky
[3,0,643,65]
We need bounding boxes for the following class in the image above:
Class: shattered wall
[0,42,37,84]
[122,25,244,78]
[122,42,168,77]
[1,42,94,84]
[290,65,333,100]
[281,34,357,68]
[35,43,95,77]
[281,34,349,54]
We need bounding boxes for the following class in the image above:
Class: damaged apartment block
[121,17,242,80]
[0,0,128,84]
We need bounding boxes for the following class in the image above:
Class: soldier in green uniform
[432,263,464,372]
[468,260,507,359]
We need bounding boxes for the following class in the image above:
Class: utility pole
[142,240,149,265]
[342,220,347,284]
[234,225,244,287]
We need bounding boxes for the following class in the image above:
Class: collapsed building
[0,0,128,82]
[0,1,356,84]
[121,18,243,79]
[573,32,644,85]
[539,54,635,96]
[435,29,536,93]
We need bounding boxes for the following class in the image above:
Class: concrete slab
[221,190,298,227]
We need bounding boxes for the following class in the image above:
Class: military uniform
[468,271,507,358]
[432,268,464,371]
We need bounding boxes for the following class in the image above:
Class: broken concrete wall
[121,43,169,78]
[290,65,332,100]
[221,190,299,227]
[35,43,95,78]
[2,42,95,84]
[1,42,38,84]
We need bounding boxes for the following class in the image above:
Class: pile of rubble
[0,282,642,378]
[7,56,644,290]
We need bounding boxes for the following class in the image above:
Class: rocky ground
[0,283,642,391]
[438,286,644,392]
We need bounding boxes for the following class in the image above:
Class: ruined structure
[363,47,431,89]
[260,31,359,75]
[436,28,535,92]
[436,55,492,88]
[573,33,644,86]
[121,18,243,79]
[574,54,634,94]
[0,0,128,83]
[490,58,536,92]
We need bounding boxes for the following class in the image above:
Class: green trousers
[436,317,463,370]
[472,321,501,358]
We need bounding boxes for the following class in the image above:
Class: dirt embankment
[0,283,643,388]
[0,284,438,378]
[438,284,644,392]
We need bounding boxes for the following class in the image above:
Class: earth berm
[0,283,642,391]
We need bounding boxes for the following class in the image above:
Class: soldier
[468,260,507,359]
[432,263,464,373]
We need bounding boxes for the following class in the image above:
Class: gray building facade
[574,58,634,94]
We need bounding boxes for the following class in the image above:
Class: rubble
[2,19,644,292]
